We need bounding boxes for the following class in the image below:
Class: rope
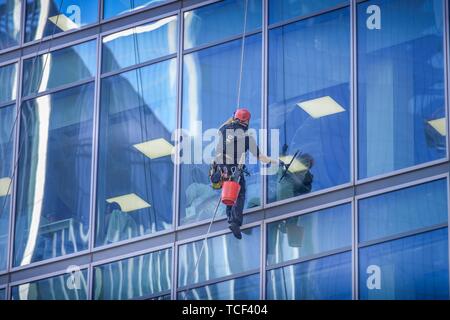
[0,0,65,221]
[182,195,222,299]
[236,0,249,109]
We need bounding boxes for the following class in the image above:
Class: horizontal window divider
[100,0,179,24]
[356,159,450,186]
[182,29,262,55]
[21,78,96,102]
[8,264,90,288]
[100,53,178,78]
[267,2,351,31]
[91,238,174,266]
[176,269,259,293]
[358,223,449,249]
[20,36,99,61]
[355,172,449,201]
[133,289,172,300]
[0,101,16,109]
[9,249,91,274]
[266,246,352,272]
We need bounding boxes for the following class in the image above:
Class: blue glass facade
[0,0,449,300]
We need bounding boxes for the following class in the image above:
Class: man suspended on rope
[210,108,284,239]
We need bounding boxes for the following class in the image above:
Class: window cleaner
[210,108,284,239]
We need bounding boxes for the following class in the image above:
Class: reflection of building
[0,0,449,300]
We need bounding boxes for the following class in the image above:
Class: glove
[279,159,287,169]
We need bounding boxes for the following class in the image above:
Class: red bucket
[221,180,241,206]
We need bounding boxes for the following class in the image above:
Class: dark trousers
[226,176,246,227]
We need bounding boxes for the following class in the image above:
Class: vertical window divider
[89,35,102,254]
[351,0,358,300]
[261,0,268,301]
[87,33,103,300]
[7,57,24,283]
[444,0,450,162]
[172,8,184,301]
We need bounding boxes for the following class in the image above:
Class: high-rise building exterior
[0,0,449,300]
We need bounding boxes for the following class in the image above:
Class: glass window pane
[94,248,172,300]
[14,83,94,267]
[0,63,17,104]
[178,227,260,287]
[103,0,169,19]
[269,0,347,25]
[180,34,262,225]
[0,288,5,300]
[0,0,21,50]
[178,274,259,300]
[184,0,262,50]
[358,0,446,179]
[25,0,99,42]
[11,270,88,300]
[267,204,351,266]
[359,228,449,300]
[267,8,350,204]
[359,179,448,243]
[102,16,178,73]
[267,252,352,300]
[22,40,96,97]
[0,104,15,271]
[96,59,176,246]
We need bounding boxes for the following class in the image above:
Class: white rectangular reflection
[297,96,345,119]
[106,193,151,213]
[48,14,79,31]
[0,177,12,197]
[133,138,174,160]
[428,118,446,136]
[279,155,308,173]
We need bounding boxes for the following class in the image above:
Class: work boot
[229,223,242,240]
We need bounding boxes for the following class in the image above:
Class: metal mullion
[21,77,96,102]
[172,6,184,300]
[182,29,262,55]
[266,247,352,272]
[176,269,260,293]
[100,53,177,79]
[267,3,350,30]
[261,0,269,302]
[358,223,449,250]
[351,0,358,300]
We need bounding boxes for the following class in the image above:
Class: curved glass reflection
[179,274,259,300]
[0,62,17,104]
[180,34,262,225]
[267,204,351,266]
[25,0,98,42]
[358,0,446,179]
[94,248,171,300]
[102,15,178,73]
[11,270,88,300]
[96,59,176,247]
[103,0,169,19]
[14,83,94,267]
[178,227,260,287]
[267,252,352,300]
[0,104,14,271]
[0,0,21,50]
[22,40,96,97]
[184,0,262,50]
[267,8,350,204]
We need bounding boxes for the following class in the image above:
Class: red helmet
[234,108,251,123]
